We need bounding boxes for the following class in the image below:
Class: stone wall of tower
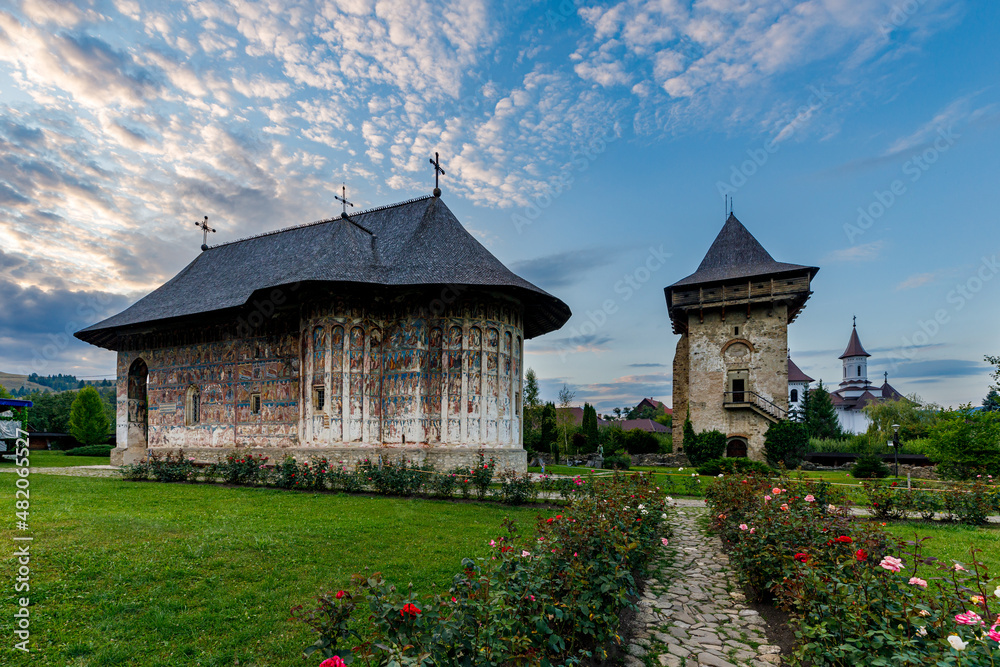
[671,334,689,451]
[680,303,789,460]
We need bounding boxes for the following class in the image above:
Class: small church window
[185,385,200,426]
[251,393,261,415]
[858,367,862,377]
[313,385,325,410]
[790,389,798,403]
[734,326,739,336]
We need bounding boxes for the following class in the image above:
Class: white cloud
[895,272,938,291]
[825,240,885,263]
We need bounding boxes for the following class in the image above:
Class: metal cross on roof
[335,183,355,218]
[195,215,216,251]
[429,151,445,197]
[853,315,857,327]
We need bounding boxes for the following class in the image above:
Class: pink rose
[804,495,815,502]
[320,657,347,667]
[739,524,748,531]
[772,487,781,495]
[764,495,772,501]
[955,611,983,626]
[661,538,669,546]
[908,577,928,589]
[879,555,903,573]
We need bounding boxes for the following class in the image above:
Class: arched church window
[185,385,200,425]
[790,389,798,403]
[857,367,862,377]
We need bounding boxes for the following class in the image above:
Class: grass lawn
[0,450,112,468]
[884,521,1000,579]
[0,475,543,666]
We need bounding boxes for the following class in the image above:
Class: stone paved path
[625,507,784,667]
[0,465,119,478]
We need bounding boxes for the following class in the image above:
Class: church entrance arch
[126,358,148,463]
[726,437,748,458]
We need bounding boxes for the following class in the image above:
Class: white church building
[788,321,905,434]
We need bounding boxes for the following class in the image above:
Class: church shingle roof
[788,357,814,383]
[76,196,571,348]
[839,325,871,359]
[670,213,817,288]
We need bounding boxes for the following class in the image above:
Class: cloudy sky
[1,0,998,414]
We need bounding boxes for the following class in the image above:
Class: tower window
[251,393,261,415]
[790,388,798,402]
[858,367,862,377]
[734,326,739,336]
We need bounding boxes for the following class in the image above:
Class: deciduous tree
[69,387,111,447]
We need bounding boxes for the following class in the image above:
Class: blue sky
[1,0,997,414]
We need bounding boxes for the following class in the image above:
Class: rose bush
[293,472,675,666]
[707,473,1000,665]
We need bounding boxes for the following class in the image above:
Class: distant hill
[0,372,53,395]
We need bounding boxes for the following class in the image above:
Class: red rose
[855,548,867,561]
[400,603,421,618]
[835,536,852,543]
[335,590,345,599]
[794,553,810,563]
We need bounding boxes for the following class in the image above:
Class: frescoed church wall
[299,298,523,452]
[112,295,526,470]
[115,332,301,455]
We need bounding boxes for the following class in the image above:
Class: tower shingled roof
[75,196,571,349]
[839,324,871,359]
[670,213,816,287]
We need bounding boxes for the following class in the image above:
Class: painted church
[787,322,905,434]
[75,194,571,471]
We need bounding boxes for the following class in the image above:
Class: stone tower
[665,213,818,460]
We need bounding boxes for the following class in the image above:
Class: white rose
[947,635,968,651]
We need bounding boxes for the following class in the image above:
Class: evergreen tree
[582,403,599,447]
[682,409,697,453]
[805,381,842,440]
[983,388,1000,412]
[557,384,576,455]
[539,402,558,461]
[69,387,110,446]
[788,386,809,423]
